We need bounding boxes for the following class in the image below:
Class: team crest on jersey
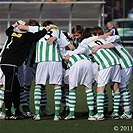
[66,38,70,42]
[11,32,22,38]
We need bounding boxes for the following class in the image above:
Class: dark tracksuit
[108,26,119,35]
[1,26,47,116]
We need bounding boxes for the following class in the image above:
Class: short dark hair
[72,25,84,34]
[83,27,92,39]
[91,26,104,36]
[25,19,40,26]
[42,20,53,27]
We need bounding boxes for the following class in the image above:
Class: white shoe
[65,114,75,120]
[0,112,5,119]
[23,112,34,118]
[111,113,119,120]
[94,114,105,120]
[88,115,96,121]
[54,115,63,121]
[32,114,40,121]
[120,113,132,119]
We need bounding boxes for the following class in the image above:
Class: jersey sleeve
[106,35,121,43]
[28,26,42,33]
[85,36,98,43]
[26,28,47,42]
[65,44,90,56]
[59,31,71,47]
[5,26,14,36]
[109,28,115,36]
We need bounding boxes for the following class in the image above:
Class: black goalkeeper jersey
[1,26,47,67]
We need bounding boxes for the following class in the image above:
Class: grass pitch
[0,78,133,133]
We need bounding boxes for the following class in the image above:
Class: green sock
[54,87,62,116]
[11,106,15,114]
[34,86,41,115]
[69,89,76,117]
[97,93,104,116]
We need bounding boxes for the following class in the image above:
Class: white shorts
[119,67,132,88]
[97,65,121,87]
[0,68,5,85]
[35,62,63,85]
[69,60,93,90]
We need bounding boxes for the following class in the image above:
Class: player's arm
[64,44,90,62]
[92,43,115,54]
[64,54,70,62]
[26,28,48,42]
[104,31,112,36]
[65,44,89,58]
[55,30,75,51]
[17,25,29,31]
[60,31,75,50]
[47,37,57,44]
[18,25,50,33]
[5,22,18,36]
[104,28,116,37]
[67,44,75,51]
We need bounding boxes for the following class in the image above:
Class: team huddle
[0,19,132,121]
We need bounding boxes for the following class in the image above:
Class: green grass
[0,78,133,133]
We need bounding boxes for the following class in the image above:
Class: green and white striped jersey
[28,26,70,63]
[36,38,62,62]
[106,36,133,68]
[86,39,120,70]
[65,51,90,68]
[112,44,133,68]
[76,37,120,70]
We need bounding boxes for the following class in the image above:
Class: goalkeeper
[1,20,50,120]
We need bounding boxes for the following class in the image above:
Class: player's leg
[111,83,121,119]
[94,68,112,120]
[86,88,95,120]
[60,84,69,117]
[65,88,76,120]
[0,69,5,119]
[119,68,132,119]
[4,65,24,120]
[95,86,105,120]
[110,65,121,119]
[23,65,35,116]
[60,69,69,117]
[33,84,41,120]
[104,89,109,116]
[32,62,48,120]
[40,85,54,116]
[0,85,5,119]
[54,85,63,121]
[48,62,63,121]
[18,65,32,117]
[79,60,95,120]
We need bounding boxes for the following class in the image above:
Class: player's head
[82,27,92,39]
[42,20,53,27]
[91,26,104,36]
[106,21,113,29]
[26,19,40,26]
[72,25,84,41]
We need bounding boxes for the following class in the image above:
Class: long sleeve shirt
[1,26,47,66]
